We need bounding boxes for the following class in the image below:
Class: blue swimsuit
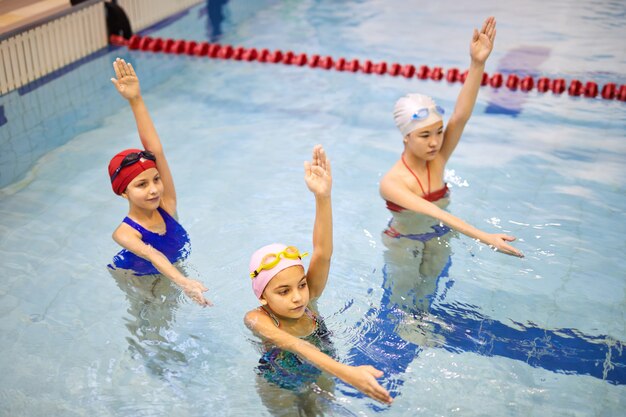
[108,207,191,276]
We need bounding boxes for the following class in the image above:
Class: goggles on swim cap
[110,150,156,182]
[412,105,445,121]
[250,246,309,279]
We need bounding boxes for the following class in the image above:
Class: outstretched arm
[380,177,523,257]
[440,16,496,162]
[304,145,333,299]
[111,58,177,215]
[113,226,212,306]
[245,310,392,404]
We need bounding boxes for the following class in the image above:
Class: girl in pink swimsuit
[380,16,523,258]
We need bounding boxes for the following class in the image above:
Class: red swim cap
[108,148,157,195]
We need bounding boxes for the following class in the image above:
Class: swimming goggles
[411,105,445,121]
[250,246,309,279]
[110,150,156,182]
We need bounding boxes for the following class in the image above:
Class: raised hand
[470,16,496,64]
[111,58,141,101]
[344,365,393,405]
[304,145,332,198]
[181,279,212,307]
[486,233,524,257]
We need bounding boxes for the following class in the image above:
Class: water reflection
[345,211,625,402]
[200,0,229,42]
[251,301,358,417]
[254,373,348,417]
[109,268,188,377]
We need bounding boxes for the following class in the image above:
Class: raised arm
[245,310,392,404]
[440,16,496,162]
[380,176,523,257]
[111,58,177,215]
[303,145,333,299]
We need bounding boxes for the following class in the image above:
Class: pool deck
[0,0,71,35]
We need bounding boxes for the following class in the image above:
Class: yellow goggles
[250,246,309,279]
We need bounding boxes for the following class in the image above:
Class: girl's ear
[259,298,268,306]
[121,191,129,200]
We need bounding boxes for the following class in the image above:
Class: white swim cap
[393,94,445,137]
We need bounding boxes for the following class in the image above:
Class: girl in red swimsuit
[380,16,523,258]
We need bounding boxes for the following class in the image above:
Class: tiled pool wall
[0,0,279,190]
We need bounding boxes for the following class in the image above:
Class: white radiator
[117,0,202,33]
[0,1,108,95]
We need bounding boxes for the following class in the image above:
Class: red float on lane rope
[490,73,503,88]
[417,65,430,80]
[537,77,550,93]
[551,78,566,94]
[446,68,459,83]
[601,83,616,99]
[520,76,534,92]
[401,64,415,78]
[583,81,598,98]
[617,85,626,102]
[506,74,519,90]
[430,67,443,81]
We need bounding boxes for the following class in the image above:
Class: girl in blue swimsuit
[107,58,210,306]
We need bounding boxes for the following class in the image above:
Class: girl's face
[261,265,309,320]
[405,120,444,161]
[122,168,163,210]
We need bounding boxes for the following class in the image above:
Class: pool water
[1,0,625,416]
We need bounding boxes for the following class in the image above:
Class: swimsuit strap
[401,153,430,196]
[260,306,281,328]
[304,307,318,329]
[259,306,318,333]
[122,216,147,234]
[122,206,169,235]
[157,206,175,225]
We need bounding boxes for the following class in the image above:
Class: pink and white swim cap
[249,243,306,299]
[393,94,444,137]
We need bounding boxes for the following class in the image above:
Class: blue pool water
[1,0,625,416]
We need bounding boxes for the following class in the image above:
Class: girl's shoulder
[113,220,142,242]
[380,162,405,189]
[244,307,275,330]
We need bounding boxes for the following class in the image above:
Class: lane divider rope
[111,35,626,102]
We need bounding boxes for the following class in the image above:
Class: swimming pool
[1,0,625,415]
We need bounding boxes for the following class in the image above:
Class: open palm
[304,145,332,198]
[111,58,141,100]
[470,16,496,64]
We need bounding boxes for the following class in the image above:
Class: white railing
[0,0,108,95]
[117,0,203,33]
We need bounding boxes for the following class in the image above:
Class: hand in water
[487,233,524,257]
[181,279,212,306]
[344,365,393,405]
